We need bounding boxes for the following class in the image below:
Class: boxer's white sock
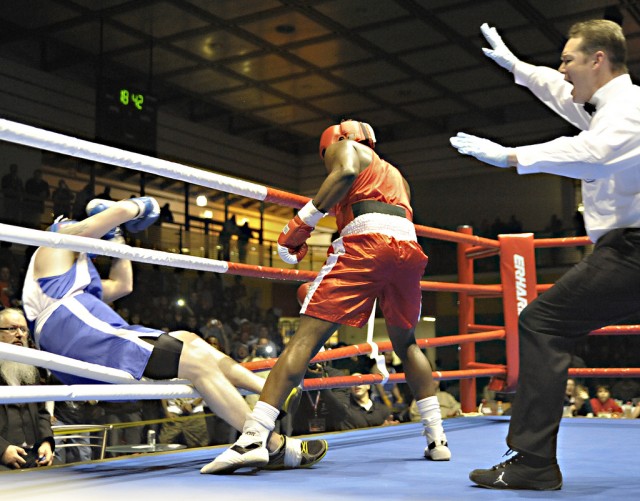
[417,396,445,440]
[238,401,279,447]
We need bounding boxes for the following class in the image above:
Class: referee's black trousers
[507,228,640,458]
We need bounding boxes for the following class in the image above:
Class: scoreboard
[96,81,157,155]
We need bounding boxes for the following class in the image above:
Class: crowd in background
[1,165,639,468]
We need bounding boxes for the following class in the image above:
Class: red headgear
[318,119,376,159]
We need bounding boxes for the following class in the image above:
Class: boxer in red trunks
[207,119,450,474]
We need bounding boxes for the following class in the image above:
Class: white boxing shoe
[200,431,268,474]
[424,439,451,461]
[423,428,451,461]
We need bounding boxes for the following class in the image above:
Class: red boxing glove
[277,216,313,264]
[277,201,326,264]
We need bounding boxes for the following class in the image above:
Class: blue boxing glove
[450,132,513,168]
[106,226,125,244]
[125,196,160,233]
[86,198,119,240]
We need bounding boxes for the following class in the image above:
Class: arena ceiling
[1,0,638,160]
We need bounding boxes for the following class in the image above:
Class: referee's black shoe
[469,451,563,490]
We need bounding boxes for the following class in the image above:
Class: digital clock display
[96,81,157,155]
[119,88,145,111]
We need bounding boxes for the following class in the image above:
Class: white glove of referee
[480,23,519,72]
[450,132,513,168]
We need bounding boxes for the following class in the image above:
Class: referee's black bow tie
[583,102,596,116]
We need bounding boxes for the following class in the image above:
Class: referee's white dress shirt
[512,62,640,243]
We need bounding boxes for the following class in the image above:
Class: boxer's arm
[34,200,140,279]
[93,228,132,303]
[276,142,360,264]
[314,140,361,212]
[101,248,133,303]
[61,201,140,239]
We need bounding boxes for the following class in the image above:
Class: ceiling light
[196,195,207,206]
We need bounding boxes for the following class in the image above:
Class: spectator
[159,398,208,449]
[205,336,222,351]
[23,169,50,228]
[0,308,57,470]
[237,221,253,263]
[610,378,640,403]
[218,215,238,261]
[371,351,405,410]
[291,363,350,435]
[52,399,99,463]
[200,318,231,354]
[231,342,250,363]
[72,183,95,220]
[235,318,256,348]
[260,323,284,356]
[159,202,174,224]
[563,378,592,417]
[1,164,24,224]
[243,340,279,412]
[590,385,623,417]
[336,373,396,430]
[0,242,20,278]
[252,336,277,359]
[185,315,202,337]
[0,266,19,309]
[573,383,593,417]
[230,275,248,306]
[96,185,113,201]
[490,216,507,238]
[505,214,523,234]
[434,381,462,418]
[52,179,74,218]
[545,214,564,237]
[98,400,143,456]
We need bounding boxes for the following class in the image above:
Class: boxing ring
[4,418,639,500]
[0,118,639,499]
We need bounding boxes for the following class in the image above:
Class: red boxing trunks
[300,214,427,329]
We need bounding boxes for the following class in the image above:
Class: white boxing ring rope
[0,117,316,405]
[0,382,200,405]
[0,342,201,404]
[0,118,439,408]
[0,223,231,274]
[0,118,269,202]
[0,223,305,404]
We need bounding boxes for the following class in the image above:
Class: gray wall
[0,55,575,234]
[0,56,298,193]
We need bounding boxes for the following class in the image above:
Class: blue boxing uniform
[22,251,163,384]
